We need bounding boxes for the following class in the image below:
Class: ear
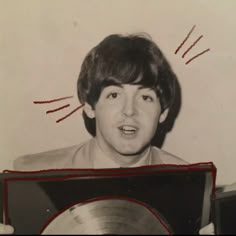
[159,108,169,123]
[83,102,95,119]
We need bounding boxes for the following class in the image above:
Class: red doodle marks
[175,25,210,65]
[46,104,70,114]
[33,96,84,123]
[33,96,73,104]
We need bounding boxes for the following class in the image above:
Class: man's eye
[107,92,118,99]
[142,95,153,102]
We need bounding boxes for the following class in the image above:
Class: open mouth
[118,125,138,135]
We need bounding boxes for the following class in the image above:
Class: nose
[122,96,137,117]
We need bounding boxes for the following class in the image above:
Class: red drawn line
[175,25,196,54]
[3,168,214,182]
[182,35,203,58]
[211,163,217,199]
[185,48,210,65]
[33,96,73,104]
[3,162,214,174]
[40,196,172,235]
[56,104,84,123]
[3,162,216,228]
[46,104,70,114]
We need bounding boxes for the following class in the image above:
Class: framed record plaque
[0,163,216,234]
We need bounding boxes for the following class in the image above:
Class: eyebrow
[106,84,152,89]
[139,86,153,90]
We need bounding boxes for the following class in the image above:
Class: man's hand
[199,222,214,235]
[0,224,14,234]
[223,181,236,192]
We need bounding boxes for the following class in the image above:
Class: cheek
[96,103,121,117]
[150,113,161,128]
[94,105,119,128]
[146,113,161,138]
[141,107,161,128]
[142,104,162,118]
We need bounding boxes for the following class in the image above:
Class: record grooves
[41,197,171,235]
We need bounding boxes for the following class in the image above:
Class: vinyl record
[41,197,172,235]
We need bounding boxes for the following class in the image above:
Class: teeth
[122,125,136,131]
[119,125,137,133]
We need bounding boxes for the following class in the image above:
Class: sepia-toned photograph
[1,0,236,234]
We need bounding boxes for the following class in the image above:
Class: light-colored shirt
[13,138,188,171]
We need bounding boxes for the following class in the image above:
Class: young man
[0,33,189,234]
[13,33,188,171]
[2,33,234,235]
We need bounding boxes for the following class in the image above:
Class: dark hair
[77,33,177,136]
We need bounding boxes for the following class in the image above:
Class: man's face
[85,84,168,160]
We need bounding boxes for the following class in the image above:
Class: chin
[116,144,148,156]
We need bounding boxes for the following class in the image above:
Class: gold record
[41,198,172,235]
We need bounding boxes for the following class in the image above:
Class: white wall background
[1,0,236,185]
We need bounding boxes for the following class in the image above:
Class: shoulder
[151,146,189,165]
[13,142,86,171]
